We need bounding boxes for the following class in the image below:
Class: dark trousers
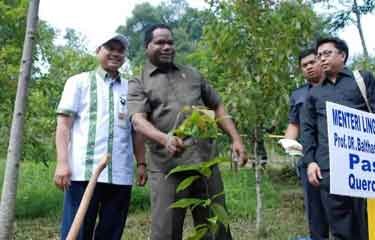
[300,166,329,240]
[319,170,368,240]
[149,165,232,240]
[60,181,132,240]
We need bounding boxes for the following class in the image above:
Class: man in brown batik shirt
[128,23,246,240]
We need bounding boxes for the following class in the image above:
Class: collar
[143,60,179,77]
[322,66,351,85]
[340,67,353,77]
[305,79,322,88]
[96,66,121,83]
[304,81,313,89]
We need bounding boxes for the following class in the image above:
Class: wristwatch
[137,162,147,167]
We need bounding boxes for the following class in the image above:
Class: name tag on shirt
[118,96,128,128]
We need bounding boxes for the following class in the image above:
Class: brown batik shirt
[128,61,221,173]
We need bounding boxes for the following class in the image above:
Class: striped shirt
[57,67,134,185]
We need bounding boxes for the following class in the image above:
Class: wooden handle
[66,154,111,240]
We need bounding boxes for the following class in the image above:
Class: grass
[0,160,62,219]
[0,160,308,239]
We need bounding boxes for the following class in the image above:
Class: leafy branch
[172,106,219,140]
[168,107,231,240]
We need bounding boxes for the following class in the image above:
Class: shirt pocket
[147,79,169,108]
[316,101,327,117]
[116,94,131,130]
[182,81,202,106]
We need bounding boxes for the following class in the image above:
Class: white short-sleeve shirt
[57,67,133,185]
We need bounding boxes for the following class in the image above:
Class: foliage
[0,0,28,157]
[116,0,209,70]
[24,29,96,163]
[0,160,61,219]
[3,162,307,239]
[350,55,375,72]
[173,106,219,140]
[192,0,326,147]
[323,0,375,31]
[168,153,230,238]
[0,160,151,219]
[0,0,96,163]
[167,156,229,178]
[168,104,232,238]
[0,1,333,236]
[190,3,327,233]
[0,0,328,166]
[318,0,374,57]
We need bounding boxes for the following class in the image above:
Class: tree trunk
[254,128,262,235]
[0,0,40,238]
[353,0,369,59]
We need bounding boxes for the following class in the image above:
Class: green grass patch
[0,160,299,220]
[0,160,62,219]
[129,185,150,213]
[223,167,279,219]
[1,160,308,239]
[0,160,152,219]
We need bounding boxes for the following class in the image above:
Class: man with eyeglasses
[54,33,147,240]
[302,37,375,240]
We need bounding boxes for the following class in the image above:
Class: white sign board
[327,102,375,198]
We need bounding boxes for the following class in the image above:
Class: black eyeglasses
[317,50,339,60]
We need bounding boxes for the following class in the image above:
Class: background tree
[24,29,96,164]
[0,0,40,237]
[191,0,327,234]
[0,0,29,157]
[323,0,375,58]
[350,55,375,72]
[0,0,96,164]
[117,0,209,70]
[194,0,326,146]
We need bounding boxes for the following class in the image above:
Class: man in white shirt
[54,33,146,240]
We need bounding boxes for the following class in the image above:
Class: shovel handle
[66,154,111,240]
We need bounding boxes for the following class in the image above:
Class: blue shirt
[57,67,134,185]
[288,83,312,126]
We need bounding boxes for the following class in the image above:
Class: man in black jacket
[302,37,374,240]
[284,48,327,240]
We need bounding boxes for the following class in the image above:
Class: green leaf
[166,162,205,177]
[208,218,220,235]
[194,224,208,230]
[186,225,208,240]
[211,191,225,201]
[210,203,230,226]
[167,160,216,178]
[172,107,219,139]
[207,216,218,225]
[202,156,230,169]
[176,175,200,193]
[200,167,212,177]
[169,198,205,209]
[202,198,212,207]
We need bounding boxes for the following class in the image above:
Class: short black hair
[316,37,349,63]
[144,23,172,48]
[298,48,316,65]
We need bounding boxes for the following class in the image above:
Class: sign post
[326,102,375,238]
[369,199,375,239]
